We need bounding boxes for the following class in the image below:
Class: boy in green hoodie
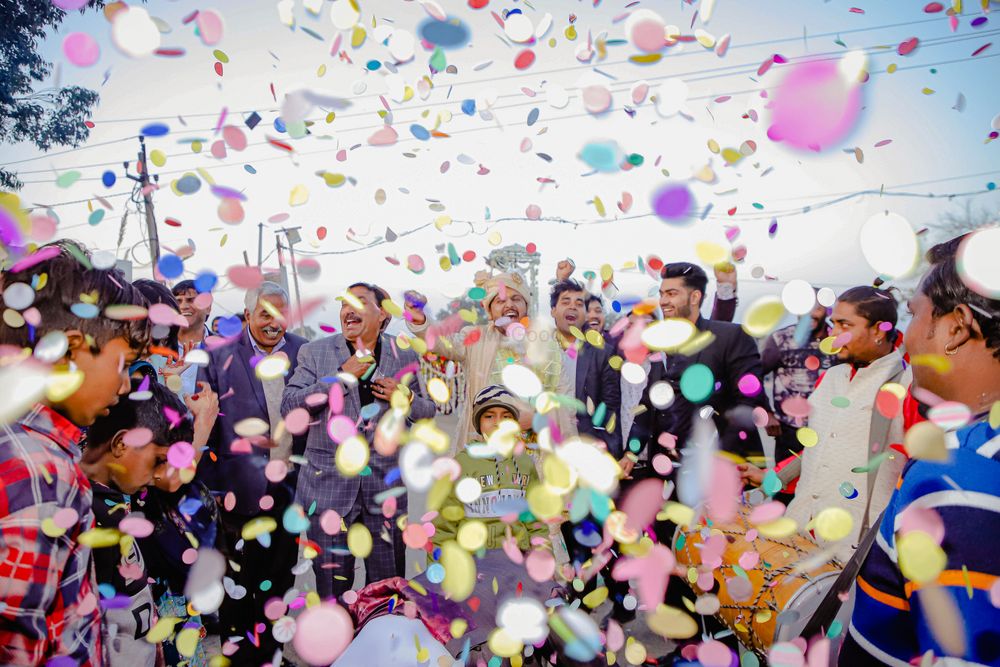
[433,385,548,551]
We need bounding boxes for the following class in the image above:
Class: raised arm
[710,262,738,323]
[403,291,468,363]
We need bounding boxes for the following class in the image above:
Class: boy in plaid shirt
[0,240,150,666]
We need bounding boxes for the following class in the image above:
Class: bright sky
[6,0,1000,329]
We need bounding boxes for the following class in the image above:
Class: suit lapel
[575,343,588,400]
[333,335,362,419]
[238,333,269,415]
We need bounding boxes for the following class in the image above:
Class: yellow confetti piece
[322,172,346,187]
[910,353,953,375]
[905,421,948,461]
[742,297,786,338]
[583,586,609,609]
[593,196,606,217]
[427,377,451,404]
[721,147,743,164]
[191,140,203,153]
[646,604,699,639]
[457,520,488,552]
[756,517,798,539]
[289,184,309,206]
[990,401,1000,429]
[241,516,277,541]
[584,329,605,349]
[624,638,647,665]
[407,579,428,596]
[46,370,85,402]
[347,522,373,559]
[78,527,122,548]
[527,483,563,520]
[488,231,502,246]
[441,540,476,601]
[220,234,228,247]
[887,63,898,73]
[656,502,695,527]
[41,517,67,538]
[434,215,452,230]
[351,24,367,47]
[316,64,327,77]
[814,507,853,542]
[754,610,772,623]
[459,308,478,323]
[336,436,370,476]
[488,627,523,658]
[176,627,200,657]
[922,88,935,95]
[796,427,819,448]
[629,53,662,64]
[898,530,946,583]
[695,241,728,266]
[146,616,182,644]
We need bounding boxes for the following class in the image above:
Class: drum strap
[859,364,907,537]
[799,508,884,641]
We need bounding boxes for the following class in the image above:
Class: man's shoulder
[284,331,309,349]
[702,317,748,343]
[301,335,341,354]
[0,426,80,511]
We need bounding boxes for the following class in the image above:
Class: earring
[875,339,883,345]
[944,345,958,356]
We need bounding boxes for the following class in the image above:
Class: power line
[7,22,992,174]
[76,15,957,126]
[14,40,998,185]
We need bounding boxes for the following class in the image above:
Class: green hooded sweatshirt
[432,447,549,551]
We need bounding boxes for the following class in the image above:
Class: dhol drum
[672,504,855,660]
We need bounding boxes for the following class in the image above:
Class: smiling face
[246,294,287,352]
[830,300,884,364]
[488,290,528,323]
[60,335,137,427]
[552,288,587,336]
[341,285,387,344]
[659,277,701,323]
[586,300,605,332]
[174,288,207,330]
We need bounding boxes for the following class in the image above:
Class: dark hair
[0,240,150,352]
[348,282,391,331]
[134,278,180,350]
[837,285,900,342]
[660,262,708,296]
[83,378,194,461]
[171,279,197,297]
[921,234,1000,359]
[584,294,603,311]
[549,279,587,309]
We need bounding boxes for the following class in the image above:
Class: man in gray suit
[281,282,436,599]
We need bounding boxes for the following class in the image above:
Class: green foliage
[0,0,103,189]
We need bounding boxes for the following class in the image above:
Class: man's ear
[948,304,977,350]
[110,429,129,458]
[244,308,252,322]
[691,289,704,308]
[65,330,87,361]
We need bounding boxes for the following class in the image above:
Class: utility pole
[257,222,264,267]
[276,227,305,336]
[125,136,161,269]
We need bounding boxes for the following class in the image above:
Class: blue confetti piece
[527,107,539,126]
[178,496,203,515]
[140,122,169,137]
[218,315,243,337]
[366,59,381,71]
[461,99,476,116]
[101,170,116,188]
[87,209,105,226]
[193,270,218,293]
[157,254,184,279]
[70,303,99,319]
[359,403,381,420]
[426,563,445,584]
[274,117,287,133]
[244,164,257,174]
[384,468,402,485]
[409,124,430,141]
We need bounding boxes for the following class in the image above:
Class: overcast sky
[6,0,999,330]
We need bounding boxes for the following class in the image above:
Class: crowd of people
[1,232,998,667]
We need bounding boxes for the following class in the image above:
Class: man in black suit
[633,262,773,463]
[197,281,308,666]
[548,279,623,458]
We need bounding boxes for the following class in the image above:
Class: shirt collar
[247,327,286,356]
[18,404,84,456]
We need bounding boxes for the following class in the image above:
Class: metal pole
[257,222,264,267]
[283,229,306,336]
[137,137,160,265]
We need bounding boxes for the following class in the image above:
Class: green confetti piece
[429,46,446,72]
[468,286,486,300]
[831,396,851,408]
[762,469,783,496]
[213,49,229,63]
[56,171,82,188]
[851,451,890,474]
[88,209,105,226]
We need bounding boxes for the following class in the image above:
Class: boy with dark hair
[167,279,210,396]
[0,239,150,666]
[81,379,192,666]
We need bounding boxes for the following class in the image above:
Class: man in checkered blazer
[282,282,436,599]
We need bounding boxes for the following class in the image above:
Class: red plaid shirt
[0,404,103,666]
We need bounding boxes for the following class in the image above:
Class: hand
[371,376,403,401]
[186,382,220,433]
[713,261,737,286]
[556,259,575,281]
[764,413,782,438]
[619,456,636,480]
[161,340,196,377]
[341,353,373,379]
[404,290,427,326]
[737,462,765,487]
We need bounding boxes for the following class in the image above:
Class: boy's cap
[472,384,520,434]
